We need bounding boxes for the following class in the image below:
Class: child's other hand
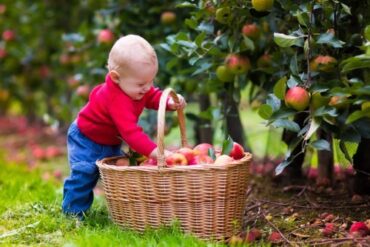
[168,94,186,110]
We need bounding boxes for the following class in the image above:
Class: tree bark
[352,138,370,195]
[316,128,334,186]
[222,91,250,151]
[195,94,213,144]
[281,112,309,180]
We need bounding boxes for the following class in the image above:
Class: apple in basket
[115,158,130,166]
[229,142,245,160]
[176,147,196,164]
[214,154,234,165]
[166,153,188,166]
[193,143,214,156]
[193,155,214,165]
[140,157,157,166]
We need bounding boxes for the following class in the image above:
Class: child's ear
[109,70,120,83]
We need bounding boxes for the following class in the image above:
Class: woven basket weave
[96,88,252,240]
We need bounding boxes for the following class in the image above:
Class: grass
[0,157,224,246]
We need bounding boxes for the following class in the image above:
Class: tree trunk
[222,91,250,151]
[316,129,334,186]
[195,94,213,144]
[352,138,370,195]
[281,112,308,181]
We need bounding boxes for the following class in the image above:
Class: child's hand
[149,147,173,159]
[168,94,186,110]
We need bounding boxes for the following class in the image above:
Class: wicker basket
[96,88,252,240]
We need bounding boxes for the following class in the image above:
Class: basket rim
[96,152,252,172]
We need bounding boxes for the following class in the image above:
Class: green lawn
[0,157,225,246]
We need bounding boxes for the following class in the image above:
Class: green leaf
[242,36,255,51]
[266,94,281,111]
[184,18,197,29]
[273,76,287,100]
[310,139,331,151]
[316,32,344,48]
[196,21,214,34]
[346,109,370,124]
[275,160,291,176]
[287,75,301,88]
[191,62,212,76]
[289,52,299,75]
[296,11,309,27]
[340,3,351,14]
[273,33,304,48]
[271,119,301,132]
[341,55,370,73]
[304,118,320,140]
[194,32,206,47]
[176,2,197,8]
[339,140,353,164]
[221,136,234,155]
[258,104,273,120]
[208,148,216,161]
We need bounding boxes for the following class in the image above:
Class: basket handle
[157,88,188,168]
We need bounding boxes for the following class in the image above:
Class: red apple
[268,231,282,243]
[76,85,90,98]
[97,29,114,44]
[229,142,245,160]
[241,23,260,39]
[225,54,251,75]
[257,53,272,68]
[309,55,337,72]
[161,11,176,24]
[285,86,310,111]
[166,153,187,166]
[349,222,369,237]
[176,147,196,164]
[116,158,130,166]
[0,48,7,58]
[0,4,6,14]
[53,169,63,180]
[193,143,214,156]
[193,155,214,165]
[45,146,61,159]
[2,30,15,42]
[140,157,157,166]
[32,146,46,160]
[39,65,50,78]
[214,154,234,165]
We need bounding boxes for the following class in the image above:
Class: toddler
[62,34,186,218]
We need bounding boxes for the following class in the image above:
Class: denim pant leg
[62,121,123,215]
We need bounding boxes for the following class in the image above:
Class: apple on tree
[216,65,234,82]
[284,86,310,111]
[161,11,176,25]
[251,0,274,12]
[309,55,337,72]
[97,29,115,44]
[225,54,251,75]
[215,7,232,24]
[241,23,260,40]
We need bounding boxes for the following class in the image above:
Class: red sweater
[77,74,163,157]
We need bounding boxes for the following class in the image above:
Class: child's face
[115,63,157,100]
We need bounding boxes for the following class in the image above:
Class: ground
[1,115,370,246]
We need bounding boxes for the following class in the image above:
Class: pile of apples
[141,142,245,167]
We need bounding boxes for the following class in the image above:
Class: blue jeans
[62,121,123,216]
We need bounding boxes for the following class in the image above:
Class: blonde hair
[107,35,158,74]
